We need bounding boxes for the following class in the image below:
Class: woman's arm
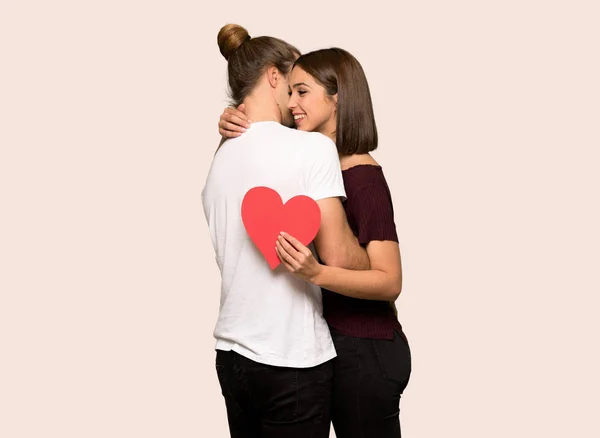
[276,232,402,302]
[218,104,251,138]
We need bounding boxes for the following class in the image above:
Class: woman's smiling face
[287,66,337,139]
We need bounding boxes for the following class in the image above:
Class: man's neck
[242,94,282,124]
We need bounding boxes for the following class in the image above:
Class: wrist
[310,264,326,286]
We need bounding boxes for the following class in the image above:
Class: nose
[287,93,297,110]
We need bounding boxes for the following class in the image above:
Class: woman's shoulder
[342,155,387,187]
[341,157,399,243]
[342,155,395,207]
[340,153,379,170]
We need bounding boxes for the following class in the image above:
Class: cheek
[302,97,317,115]
[310,100,330,119]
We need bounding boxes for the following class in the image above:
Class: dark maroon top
[322,164,404,340]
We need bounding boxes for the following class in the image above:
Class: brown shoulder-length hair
[293,48,378,155]
[217,24,300,106]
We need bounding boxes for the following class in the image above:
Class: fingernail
[247,120,252,124]
[241,128,246,132]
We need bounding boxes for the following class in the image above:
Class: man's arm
[313,197,370,270]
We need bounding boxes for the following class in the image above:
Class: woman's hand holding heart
[275,232,324,283]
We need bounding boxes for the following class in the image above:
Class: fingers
[219,116,248,133]
[219,129,241,138]
[217,107,250,139]
[218,120,244,138]
[275,246,296,272]
[276,242,300,271]
[280,232,311,257]
[277,235,302,260]
[225,107,251,128]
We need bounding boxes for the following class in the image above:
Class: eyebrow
[292,82,311,88]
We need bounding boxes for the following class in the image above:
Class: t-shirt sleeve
[352,183,399,245]
[305,134,346,201]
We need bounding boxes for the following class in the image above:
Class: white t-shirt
[201,121,345,368]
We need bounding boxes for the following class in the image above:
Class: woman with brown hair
[219,47,411,437]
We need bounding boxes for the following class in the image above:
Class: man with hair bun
[202,24,369,438]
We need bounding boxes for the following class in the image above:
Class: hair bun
[217,24,250,60]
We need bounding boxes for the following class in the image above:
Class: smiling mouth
[294,114,306,121]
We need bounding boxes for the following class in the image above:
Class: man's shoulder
[270,124,333,144]
[248,123,338,163]
[287,129,338,156]
[292,128,334,144]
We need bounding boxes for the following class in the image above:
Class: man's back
[202,121,345,367]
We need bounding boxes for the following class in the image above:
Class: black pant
[330,329,412,438]
[215,350,334,438]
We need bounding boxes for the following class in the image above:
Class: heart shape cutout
[241,186,321,269]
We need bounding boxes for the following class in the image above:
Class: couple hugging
[202,23,411,438]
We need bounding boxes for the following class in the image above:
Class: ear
[266,66,280,89]
[332,93,338,112]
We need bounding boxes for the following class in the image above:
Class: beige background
[1,1,599,437]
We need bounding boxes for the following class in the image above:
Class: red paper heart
[241,186,321,269]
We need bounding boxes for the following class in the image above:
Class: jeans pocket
[216,363,243,417]
[215,364,228,397]
[372,331,412,389]
[251,365,299,421]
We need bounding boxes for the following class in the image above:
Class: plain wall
[1,1,599,437]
